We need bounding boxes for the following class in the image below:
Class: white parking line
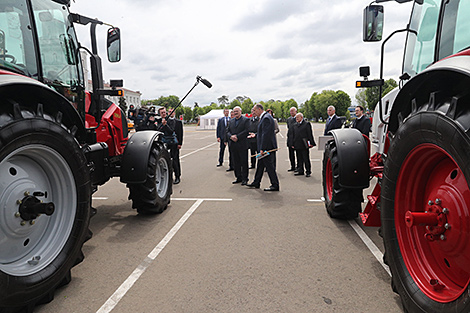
[96,198,232,313]
[180,142,218,159]
[348,220,391,277]
[92,197,109,200]
[308,198,391,276]
[307,199,323,202]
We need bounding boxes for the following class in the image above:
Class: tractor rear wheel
[322,140,363,219]
[382,95,470,313]
[128,143,172,214]
[0,105,91,312]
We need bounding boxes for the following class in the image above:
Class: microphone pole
[167,76,212,120]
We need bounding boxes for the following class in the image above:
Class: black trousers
[288,146,296,169]
[218,140,227,165]
[295,149,311,175]
[232,146,248,181]
[248,141,258,167]
[253,153,279,188]
[170,146,181,178]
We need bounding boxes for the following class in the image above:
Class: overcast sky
[71,0,413,107]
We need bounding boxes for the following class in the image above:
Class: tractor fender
[389,55,470,133]
[0,73,86,142]
[330,128,370,189]
[120,130,164,184]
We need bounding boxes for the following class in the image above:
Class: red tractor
[323,0,470,312]
[0,0,208,311]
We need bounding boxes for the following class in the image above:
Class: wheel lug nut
[440,234,446,241]
[445,223,451,230]
[442,208,449,214]
[30,220,35,225]
[20,221,26,226]
[428,200,434,205]
[16,199,22,205]
[435,198,441,205]
[14,212,21,218]
[24,191,30,196]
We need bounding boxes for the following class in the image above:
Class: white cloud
[71,0,412,107]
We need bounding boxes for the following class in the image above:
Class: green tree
[218,95,229,107]
[360,78,398,110]
[241,98,253,113]
[183,106,193,122]
[355,89,367,108]
[229,99,241,109]
[315,90,351,120]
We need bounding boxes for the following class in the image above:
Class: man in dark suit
[247,104,280,191]
[227,106,249,185]
[247,108,260,169]
[169,109,183,184]
[324,105,343,135]
[216,108,230,167]
[286,106,297,171]
[292,113,315,177]
[352,105,371,136]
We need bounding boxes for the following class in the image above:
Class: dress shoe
[216,163,222,167]
[247,182,260,188]
[226,168,234,172]
[232,179,242,184]
[305,173,311,177]
[287,168,296,172]
[294,172,304,176]
[264,186,279,191]
[249,165,255,169]
[241,180,248,186]
[174,177,180,184]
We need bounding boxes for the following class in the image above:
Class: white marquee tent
[198,109,227,130]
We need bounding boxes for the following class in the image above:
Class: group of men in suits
[286,107,316,177]
[216,104,279,191]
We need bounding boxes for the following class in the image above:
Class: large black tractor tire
[0,104,91,312]
[382,92,470,313]
[128,143,172,214]
[322,140,363,219]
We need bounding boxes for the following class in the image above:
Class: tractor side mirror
[363,5,384,42]
[107,27,121,63]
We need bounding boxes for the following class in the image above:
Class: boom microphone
[197,76,212,88]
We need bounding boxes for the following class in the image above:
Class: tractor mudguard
[389,55,470,133]
[120,130,163,184]
[0,73,86,142]
[330,128,370,189]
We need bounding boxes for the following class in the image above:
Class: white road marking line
[307,199,323,202]
[96,198,231,313]
[180,142,218,159]
[172,198,232,201]
[92,197,108,200]
[348,220,391,277]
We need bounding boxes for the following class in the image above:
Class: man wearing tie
[216,108,231,167]
[352,105,371,136]
[324,105,343,135]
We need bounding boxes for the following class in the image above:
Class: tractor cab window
[0,0,38,78]
[403,0,441,77]
[31,0,84,109]
[439,0,470,59]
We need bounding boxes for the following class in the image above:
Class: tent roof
[199,109,228,119]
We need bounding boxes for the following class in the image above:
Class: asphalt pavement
[36,123,403,313]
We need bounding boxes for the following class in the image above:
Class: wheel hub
[405,199,449,242]
[18,193,55,221]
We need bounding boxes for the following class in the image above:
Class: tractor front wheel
[322,140,363,219]
[128,143,172,214]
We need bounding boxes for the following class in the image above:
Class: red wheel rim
[395,143,470,302]
[326,157,333,200]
